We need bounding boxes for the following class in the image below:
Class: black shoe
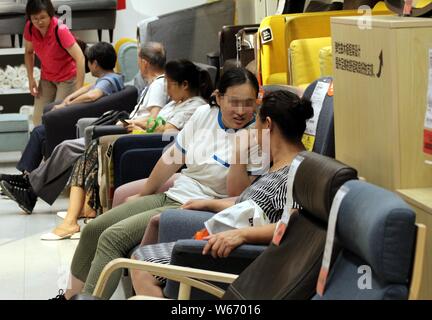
[0,173,30,189]
[50,289,66,301]
[0,180,37,215]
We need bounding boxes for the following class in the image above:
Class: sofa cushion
[0,113,28,133]
[51,0,117,11]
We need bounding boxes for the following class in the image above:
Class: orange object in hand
[194,229,209,240]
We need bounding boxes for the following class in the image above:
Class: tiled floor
[0,152,125,300]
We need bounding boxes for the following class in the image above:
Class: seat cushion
[0,3,26,16]
[313,251,409,300]
[51,0,117,11]
[289,37,332,87]
[0,114,28,133]
[266,72,288,85]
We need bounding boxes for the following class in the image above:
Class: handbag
[204,200,270,235]
[90,110,130,127]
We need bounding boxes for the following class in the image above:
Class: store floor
[0,152,126,300]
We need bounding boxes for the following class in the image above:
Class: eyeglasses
[221,95,257,108]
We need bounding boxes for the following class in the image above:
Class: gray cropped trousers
[29,138,86,205]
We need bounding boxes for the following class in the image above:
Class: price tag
[424,49,432,155]
[272,155,304,246]
[302,81,331,151]
[316,185,350,297]
[260,27,273,45]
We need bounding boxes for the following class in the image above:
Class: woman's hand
[202,230,246,258]
[63,95,74,105]
[126,124,146,133]
[233,129,258,165]
[181,199,212,211]
[52,102,66,111]
[29,78,39,97]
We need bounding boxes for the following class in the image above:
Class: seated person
[129,90,314,298]
[0,42,166,215]
[42,59,214,240]
[53,67,261,300]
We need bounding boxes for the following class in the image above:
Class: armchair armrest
[43,86,138,157]
[165,240,267,300]
[158,209,214,243]
[113,133,177,188]
[94,258,238,300]
[91,125,128,142]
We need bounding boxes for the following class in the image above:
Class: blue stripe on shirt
[175,138,187,154]
[213,155,230,168]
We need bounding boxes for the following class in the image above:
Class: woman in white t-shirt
[41,59,213,241]
[55,67,261,300]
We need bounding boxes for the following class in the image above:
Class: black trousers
[16,125,46,173]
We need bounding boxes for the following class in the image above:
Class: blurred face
[88,60,98,77]
[216,83,257,129]
[30,10,51,32]
[138,56,149,79]
[166,77,188,103]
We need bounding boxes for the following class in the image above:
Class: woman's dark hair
[165,59,214,101]
[259,90,314,143]
[26,0,55,18]
[209,67,259,107]
[86,42,117,71]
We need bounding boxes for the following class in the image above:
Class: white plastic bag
[204,200,270,235]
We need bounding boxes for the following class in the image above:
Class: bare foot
[52,223,80,237]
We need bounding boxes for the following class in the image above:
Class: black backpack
[28,21,89,73]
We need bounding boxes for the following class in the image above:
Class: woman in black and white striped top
[131,90,314,297]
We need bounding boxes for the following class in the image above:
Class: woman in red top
[24,0,85,126]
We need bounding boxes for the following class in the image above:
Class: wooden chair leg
[10,34,16,48]
[109,29,114,43]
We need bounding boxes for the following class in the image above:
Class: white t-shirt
[165,105,263,204]
[158,96,206,130]
[130,75,167,120]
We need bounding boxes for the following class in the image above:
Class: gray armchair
[0,0,26,47]
[52,0,117,42]
[313,180,425,300]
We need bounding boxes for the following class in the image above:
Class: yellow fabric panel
[415,0,432,7]
[373,1,388,11]
[258,9,391,86]
[266,73,289,85]
[289,37,332,87]
[114,38,138,73]
[319,45,333,78]
[259,14,298,86]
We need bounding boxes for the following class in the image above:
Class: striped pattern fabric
[237,166,291,223]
